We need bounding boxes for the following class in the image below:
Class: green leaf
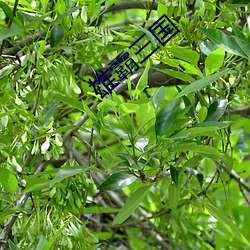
[98,172,137,191]
[170,143,229,165]
[197,91,209,107]
[24,177,51,192]
[41,101,60,125]
[117,153,131,167]
[42,223,69,250]
[119,103,140,115]
[155,99,179,137]
[205,49,225,75]
[178,61,203,77]
[194,121,231,129]
[0,1,14,21]
[14,15,24,28]
[80,206,120,214]
[185,167,204,187]
[51,166,86,186]
[40,0,49,9]
[34,125,79,140]
[176,70,231,98]
[112,185,151,224]
[168,182,180,210]
[170,142,198,153]
[234,36,250,58]
[134,60,150,98]
[151,86,166,111]
[105,0,116,9]
[9,241,22,250]
[36,236,48,250]
[50,24,64,47]
[0,209,23,223]
[55,0,65,14]
[170,126,220,139]
[178,91,195,119]
[232,0,249,4]
[230,24,250,58]
[231,24,247,41]
[155,68,195,83]
[157,1,168,18]
[183,155,203,168]
[170,166,180,186]
[205,99,228,122]
[53,92,84,112]
[198,106,208,122]
[200,28,247,58]
[25,12,52,30]
[54,5,83,23]
[0,168,18,194]
[138,26,157,48]
[82,100,97,119]
[0,25,23,42]
[167,47,200,65]
[203,201,250,248]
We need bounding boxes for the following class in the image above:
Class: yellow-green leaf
[168,182,180,210]
[112,185,151,224]
[0,168,18,194]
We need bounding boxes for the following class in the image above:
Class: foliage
[1,0,250,249]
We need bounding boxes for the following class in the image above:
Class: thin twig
[219,163,250,193]
[239,184,250,206]
[198,170,219,197]
[0,161,48,241]
[32,80,42,115]
[0,45,51,78]
[142,0,156,28]
[0,0,19,55]
[72,147,178,248]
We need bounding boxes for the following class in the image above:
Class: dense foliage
[1,0,250,249]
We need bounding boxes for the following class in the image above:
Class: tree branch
[2,32,46,56]
[70,147,178,249]
[0,161,49,242]
[63,81,129,141]
[0,0,20,55]
[102,2,157,14]
[230,106,250,118]
[219,163,250,193]
[142,0,156,28]
[0,45,50,78]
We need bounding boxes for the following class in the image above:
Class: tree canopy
[0,0,250,249]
